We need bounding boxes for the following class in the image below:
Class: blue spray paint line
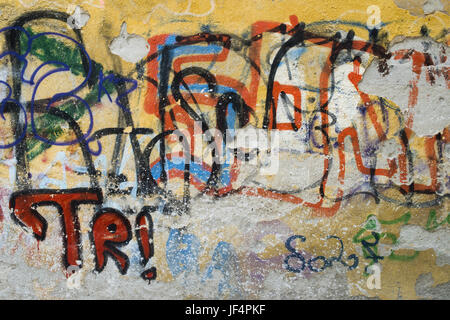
[150,159,232,186]
[178,83,237,95]
[227,102,237,131]
[277,46,306,68]
[155,34,223,90]
[158,34,223,57]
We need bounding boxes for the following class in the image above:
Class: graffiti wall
[0,0,448,299]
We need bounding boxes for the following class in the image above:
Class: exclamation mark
[135,206,157,282]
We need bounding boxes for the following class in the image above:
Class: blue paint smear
[166,228,201,277]
[203,241,242,298]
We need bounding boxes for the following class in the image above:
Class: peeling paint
[359,37,449,137]
[109,22,150,63]
[393,225,450,266]
[394,0,448,16]
[66,5,90,29]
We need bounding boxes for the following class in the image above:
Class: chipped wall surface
[0,0,448,300]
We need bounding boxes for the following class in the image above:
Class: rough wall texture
[0,0,448,300]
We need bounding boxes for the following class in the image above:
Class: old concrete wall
[0,0,448,300]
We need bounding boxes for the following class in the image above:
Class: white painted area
[0,66,9,101]
[18,0,38,8]
[378,138,402,160]
[359,37,449,137]
[109,22,150,63]
[328,62,365,130]
[393,225,450,266]
[423,0,445,14]
[260,266,351,299]
[143,0,216,24]
[276,92,295,123]
[67,6,90,29]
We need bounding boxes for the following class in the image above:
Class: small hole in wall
[420,25,429,37]
[107,224,117,233]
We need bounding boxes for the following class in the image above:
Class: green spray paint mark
[425,210,450,231]
[378,213,411,225]
[26,78,116,160]
[20,27,86,76]
[353,212,419,275]
[19,28,117,160]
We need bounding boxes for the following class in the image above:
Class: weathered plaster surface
[0,0,448,300]
[394,0,449,16]
[359,37,449,137]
